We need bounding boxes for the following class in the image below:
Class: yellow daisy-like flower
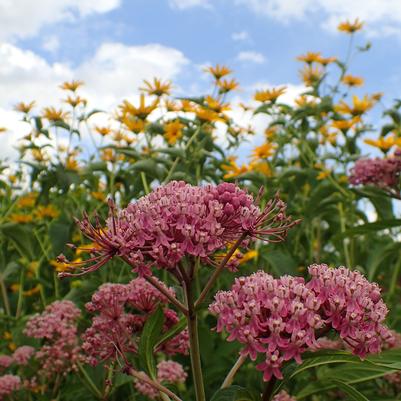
[338,18,364,34]
[240,249,258,264]
[50,259,69,272]
[123,117,146,133]
[27,261,40,274]
[35,205,59,219]
[205,64,232,80]
[254,87,286,103]
[294,95,317,108]
[180,99,195,113]
[59,80,84,92]
[249,160,272,177]
[24,284,42,297]
[300,66,323,86]
[217,78,239,93]
[66,157,79,171]
[17,193,37,208]
[141,78,172,97]
[335,95,374,116]
[91,191,106,202]
[165,99,180,112]
[296,51,322,64]
[0,127,7,134]
[195,107,224,123]
[164,119,184,145]
[101,149,116,162]
[331,118,359,131]
[205,96,231,113]
[341,75,364,87]
[42,107,69,122]
[221,156,248,179]
[14,101,36,114]
[364,135,401,151]
[9,214,33,224]
[120,94,159,120]
[252,142,276,160]
[317,170,331,180]
[63,95,87,108]
[316,56,337,66]
[94,126,112,137]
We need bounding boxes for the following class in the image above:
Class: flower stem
[262,377,277,401]
[0,276,10,316]
[195,232,247,309]
[127,367,183,401]
[140,172,150,194]
[221,354,247,389]
[185,280,206,401]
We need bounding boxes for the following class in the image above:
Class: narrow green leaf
[154,316,187,351]
[210,385,259,401]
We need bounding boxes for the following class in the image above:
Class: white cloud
[237,51,266,64]
[235,0,401,37]
[231,30,250,41]
[168,0,212,10]
[0,0,120,41]
[0,41,190,159]
[42,36,60,53]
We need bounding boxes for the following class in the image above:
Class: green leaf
[342,219,401,236]
[138,306,164,379]
[130,159,158,175]
[154,316,187,351]
[210,386,259,401]
[330,380,369,401]
[0,223,37,259]
[48,214,72,256]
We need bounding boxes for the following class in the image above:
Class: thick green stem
[140,172,150,194]
[185,280,206,401]
[262,377,277,401]
[0,276,10,316]
[338,203,352,267]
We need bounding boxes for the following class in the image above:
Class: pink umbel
[82,278,189,366]
[12,346,35,366]
[210,264,391,381]
[58,181,296,278]
[0,374,21,399]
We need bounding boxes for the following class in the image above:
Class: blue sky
[1,0,401,157]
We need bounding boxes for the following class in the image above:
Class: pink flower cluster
[82,278,188,366]
[209,264,391,381]
[12,346,35,366]
[0,374,20,400]
[134,360,187,400]
[24,300,81,378]
[349,151,401,189]
[59,181,296,277]
[0,356,12,371]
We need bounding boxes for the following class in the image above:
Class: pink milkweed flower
[0,374,21,399]
[58,181,298,278]
[24,300,81,379]
[272,390,297,401]
[82,278,188,366]
[0,356,12,370]
[210,265,391,381]
[12,346,35,366]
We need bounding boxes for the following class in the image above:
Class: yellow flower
[101,148,116,162]
[113,131,125,142]
[35,205,59,219]
[338,18,364,34]
[364,135,401,151]
[180,99,195,112]
[341,75,364,87]
[120,94,158,120]
[331,118,360,131]
[14,101,36,114]
[17,193,37,208]
[264,127,277,139]
[217,78,239,93]
[27,261,40,274]
[95,126,112,136]
[300,66,323,86]
[164,120,184,145]
[205,96,231,113]
[91,191,106,201]
[8,175,17,184]
[372,92,383,102]
[249,160,272,177]
[205,64,232,80]
[66,157,79,171]
[239,102,252,112]
[252,142,276,160]
[221,156,248,179]
[165,99,180,112]
[63,95,87,108]
[10,283,20,292]
[294,95,317,108]
[3,332,12,341]
[42,107,69,122]
[317,170,331,180]
[8,343,17,352]
[23,284,42,297]
[9,214,33,223]
[123,117,146,133]
[0,127,7,134]
[240,249,258,264]
[316,56,337,66]
[32,148,47,162]
[254,87,286,103]
[50,259,69,272]
[60,80,84,92]
[335,95,374,116]
[296,51,322,64]
[141,78,172,97]
[195,107,223,123]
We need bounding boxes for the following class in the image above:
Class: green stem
[77,361,103,399]
[16,269,24,318]
[337,203,352,267]
[140,172,150,194]
[0,276,11,316]
[185,280,206,401]
[221,354,247,389]
[387,252,401,302]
